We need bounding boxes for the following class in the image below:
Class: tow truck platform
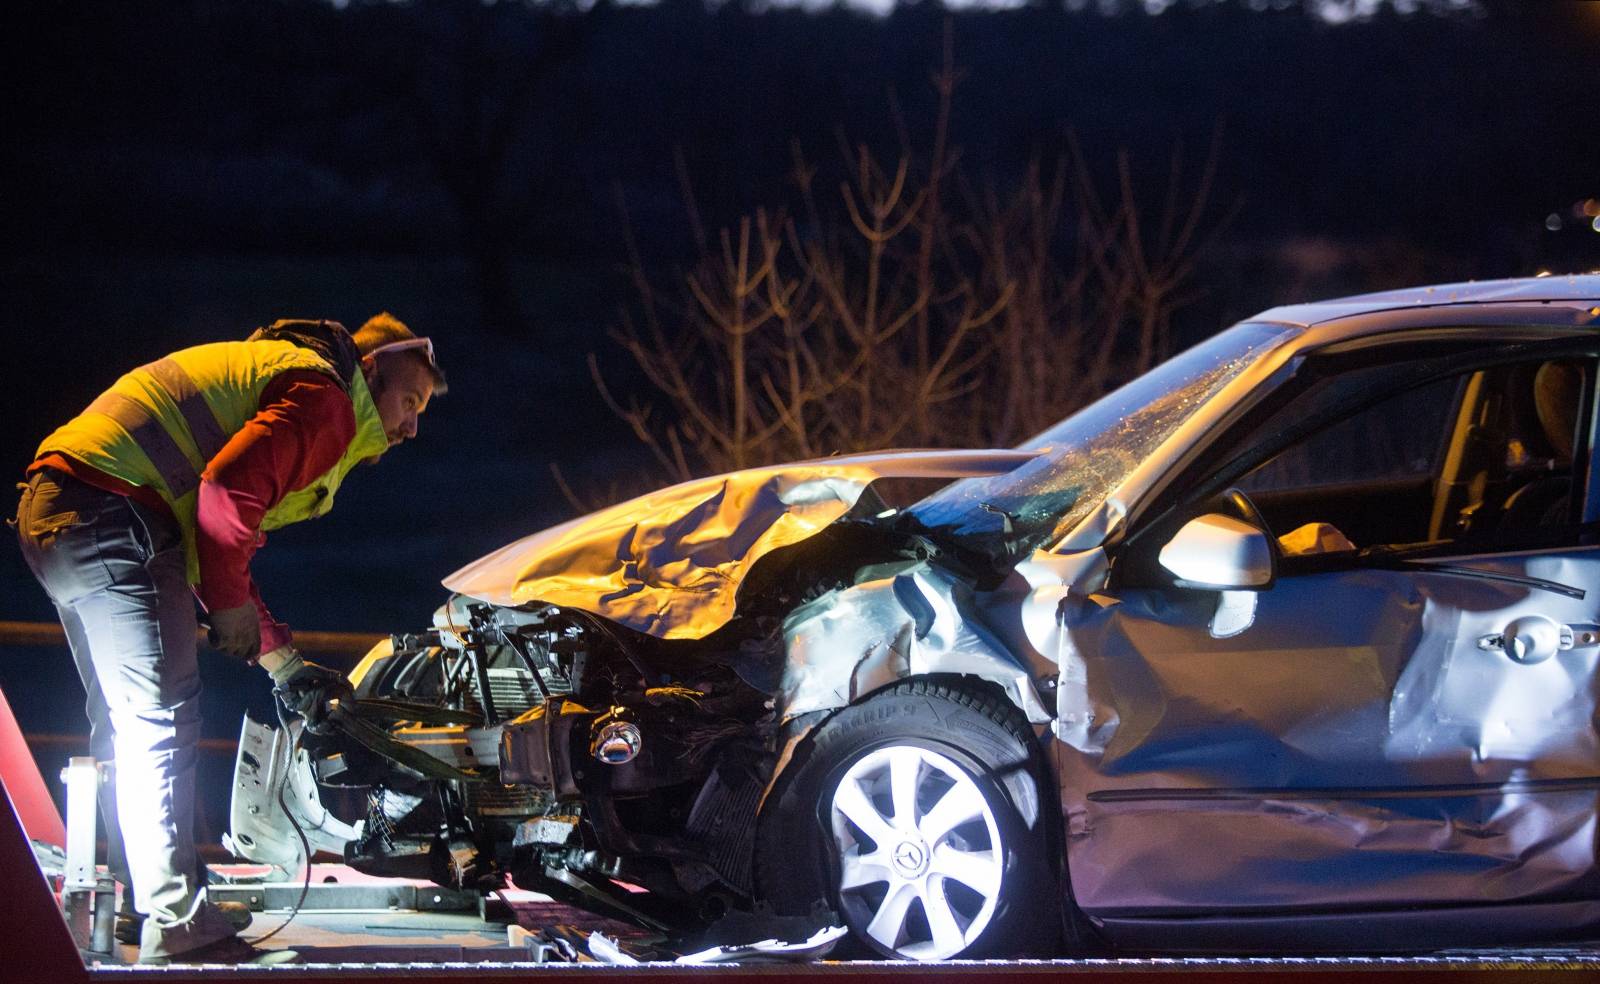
[7,784,1600,982]
[4,654,1599,981]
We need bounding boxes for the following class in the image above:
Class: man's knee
[110,683,202,724]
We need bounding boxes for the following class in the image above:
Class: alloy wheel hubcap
[828,745,1004,961]
[891,839,930,877]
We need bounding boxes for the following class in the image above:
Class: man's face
[365,354,436,451]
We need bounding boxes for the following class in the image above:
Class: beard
[368,370,402,447]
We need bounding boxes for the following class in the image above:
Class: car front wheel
[758,679,1056,960]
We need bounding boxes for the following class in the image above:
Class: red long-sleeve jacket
[32,369,356,655]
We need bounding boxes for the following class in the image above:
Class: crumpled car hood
[441,449,1039,640]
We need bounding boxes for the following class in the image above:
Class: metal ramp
[3,688,1599,980]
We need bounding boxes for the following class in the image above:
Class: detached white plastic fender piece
[585,931,642,965]
[586,925,849,965]
[225,716,361,879]
[674,925,849,964]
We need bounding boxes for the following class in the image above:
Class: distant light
[1303,0,1478,23]
[1535,270,1553,278]
[1545,213,1564,232]
[1593,216,1600,233]
[1584,199,1600,218]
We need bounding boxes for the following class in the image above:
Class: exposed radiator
[684,764,763,895]
[460,665,569,721]
[466,780,552,818]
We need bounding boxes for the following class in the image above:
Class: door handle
[1478,616,1600,664]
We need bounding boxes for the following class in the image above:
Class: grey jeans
[15,468,237,958]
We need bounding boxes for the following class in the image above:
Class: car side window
[1232,356,1592,560]
[1236,375,1460,496]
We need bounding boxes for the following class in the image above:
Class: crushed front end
[225,449,1047,940]
[225,595,782,934]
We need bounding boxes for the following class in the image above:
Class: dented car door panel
[1059,544,1600,917]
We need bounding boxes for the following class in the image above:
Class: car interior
[1113,344,1598,589]
[1248,358,1590,551]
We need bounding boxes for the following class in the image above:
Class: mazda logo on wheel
[893,840,927,875]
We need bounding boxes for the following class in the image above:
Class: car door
[1056,339,1600,931]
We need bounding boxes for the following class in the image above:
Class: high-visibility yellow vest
[36,338,389,584]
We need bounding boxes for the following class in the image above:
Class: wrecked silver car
[229,275,1600,959]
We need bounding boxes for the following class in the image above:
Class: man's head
[353,313,447,451]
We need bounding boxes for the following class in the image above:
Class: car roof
[1252,273,1600,329]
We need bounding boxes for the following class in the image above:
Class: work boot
[116,901,254,946]
[137,935,297,966]
[114,901,141,946]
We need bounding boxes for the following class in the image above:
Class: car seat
[1499,360,1583,531]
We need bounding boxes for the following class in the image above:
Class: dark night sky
[1,0,1597,821]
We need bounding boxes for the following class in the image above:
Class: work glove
[270,650,354,734]
[207,603,261,662]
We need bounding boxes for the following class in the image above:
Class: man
[12,314,444,964]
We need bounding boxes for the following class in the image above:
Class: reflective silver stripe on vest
[85,392,202,497]
[142,358,231,462]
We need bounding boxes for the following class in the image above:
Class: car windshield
[904,321,1295,554]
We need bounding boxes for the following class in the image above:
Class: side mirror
[1158,513,1274,590]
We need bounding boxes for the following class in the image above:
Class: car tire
[757,678,1057,960]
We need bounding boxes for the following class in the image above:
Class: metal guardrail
[2,619,384,756]
[24,733,240,753]
[4,619,387,854]
[0,619,383,657]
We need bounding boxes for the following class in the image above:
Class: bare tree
[594,28,1231,489]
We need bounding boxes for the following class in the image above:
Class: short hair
[354,312,447,395]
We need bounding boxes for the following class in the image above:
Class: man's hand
[273,658,354,733]
[207,603,260,661]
